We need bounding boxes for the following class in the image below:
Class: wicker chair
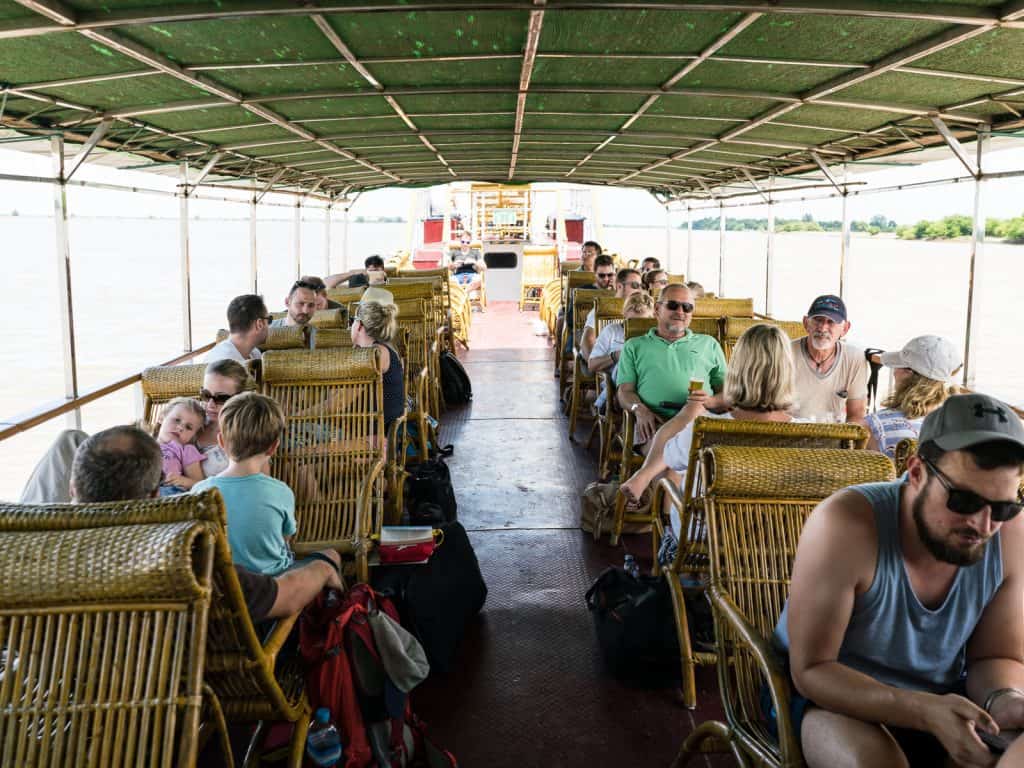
[565,288,605,435]
[260,348,385,581]
[309,308,347,330]
[583,294,634,465]
[894,437,918,475]
[540,278,561,335]
[693,297,754,319]
[141,362,259,425]
[214,324,309,350]
[633,419,867,709]
[722,317,805,361]
[0,507,217,768]
[557,271,597,378]
[520,246,558,311]
[448,280,472,351]
[325,286,366,306]
[673,446,894,768]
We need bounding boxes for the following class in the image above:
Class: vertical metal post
[765,198,775,317]
[686,205,693,279]
[664,205,671,269]
[51,135,80,428]
[442,187,451,247]
[343,204,350,268]
[178,161,193,352]
[324,199,332,275]
[839,163,851,298]
[293,201,302,279]
[718,204,726,297]
[963,127,989,389]
[249,195,258,293]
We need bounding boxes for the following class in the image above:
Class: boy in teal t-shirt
[193,392,296,576]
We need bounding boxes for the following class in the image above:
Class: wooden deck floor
[413,302,732,768]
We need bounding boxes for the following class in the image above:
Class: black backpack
[440,351,472,406]
[406,457,457,525]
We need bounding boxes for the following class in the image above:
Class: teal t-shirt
[617,328,727,419]
[193,473,296,576]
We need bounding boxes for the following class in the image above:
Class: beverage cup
[688,377,704,394]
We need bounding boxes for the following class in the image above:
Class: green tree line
[893,214,1024,243]
[688,213,897,235]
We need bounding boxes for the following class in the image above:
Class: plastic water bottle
[306,707,343,767]
[624,554,640,580]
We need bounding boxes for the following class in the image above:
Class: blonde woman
[588,291,656,410]
[866,335,960,459]
[350,287,405,433]
[621,323,804,519]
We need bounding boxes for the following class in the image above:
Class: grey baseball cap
[919,393,1024,452]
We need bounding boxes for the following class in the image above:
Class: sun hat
[880,335,961,382]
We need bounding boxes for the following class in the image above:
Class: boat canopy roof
[2,1,1024,200]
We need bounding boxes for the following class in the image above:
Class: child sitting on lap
[157,397,206,496]
[192,392,295,576]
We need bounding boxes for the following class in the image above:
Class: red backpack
[299,584,456,768]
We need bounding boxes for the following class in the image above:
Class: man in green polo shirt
[617,283,727,445]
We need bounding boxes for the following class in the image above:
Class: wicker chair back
[693,297,754,319]
[142,363,258,425]
[214,324,308,350]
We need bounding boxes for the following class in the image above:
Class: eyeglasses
[623,281,643,290]
[921,456,1023,522]
[596,272,615,279]
[199,389,234,405]
[661,300,694,313]
[261,314,273,324]
[653,278,670,286]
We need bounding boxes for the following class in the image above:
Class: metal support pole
[718,204,726,297]
[664,205,671,269]
[293,200,302,279]
[686,205,693,279]
[963,127,989,389]
[343,204,350,269]
[324,200,332,275]
[766,199,775,317]
[249,194,258,293]
[178,161,193,352]
[839,163,851,298]
[50,135,80,428]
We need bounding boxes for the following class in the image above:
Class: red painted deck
[412,301,732,768]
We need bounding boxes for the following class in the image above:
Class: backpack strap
[864,348,885,413]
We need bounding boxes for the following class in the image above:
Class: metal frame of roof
[3,1,1024,199]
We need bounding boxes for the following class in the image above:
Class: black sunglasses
[596,272,615,279]
[922,457,1023,523]
[622,281,643,290]
[661,300,694,313]
[199,389,234,405]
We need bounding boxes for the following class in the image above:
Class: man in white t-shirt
[580,267,642,361]
[207,294,269,364]
[791,294,868,423]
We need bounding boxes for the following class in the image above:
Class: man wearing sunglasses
[616,283,727,446]
[207,294,270,365]
[579,267,642,362]
[778,394,1024,767]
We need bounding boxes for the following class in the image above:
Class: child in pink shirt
[157,397,206,496]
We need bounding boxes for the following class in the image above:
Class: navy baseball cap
[806,294,847,323]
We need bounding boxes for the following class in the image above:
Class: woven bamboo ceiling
[3,1,1024,200]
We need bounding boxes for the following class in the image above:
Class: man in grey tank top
[775,394,1024,767]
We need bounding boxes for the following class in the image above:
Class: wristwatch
[630,402,641,413]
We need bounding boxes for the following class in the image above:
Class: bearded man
[775,393,1024,768]
[791,294,868,423]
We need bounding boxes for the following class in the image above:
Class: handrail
[0,342,215,443]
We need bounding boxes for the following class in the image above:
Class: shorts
[159,485,187,497]
[455,272,476,285]
[760,664,949,768]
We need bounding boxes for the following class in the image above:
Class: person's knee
[801,709,909,768]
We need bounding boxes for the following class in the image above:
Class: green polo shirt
[617,328,727,419]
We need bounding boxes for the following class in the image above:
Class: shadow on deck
[413,302,732,768]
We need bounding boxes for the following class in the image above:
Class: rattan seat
[0,500,218,768]
[722,317,805,360]
[214,324,309,350]
[672,446,894,767]
[260,348,385,578]
[141,362,259,424]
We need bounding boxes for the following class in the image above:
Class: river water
[1,215,1019,499]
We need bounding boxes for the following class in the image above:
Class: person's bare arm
[580,327,597,360]
[790,490,998,761]
[181,459,205,486]
[325,269,364,289]
[620,392,706,502]
[846,398,867,423]
[617,382,659,444]
[588,348,616,374]
[266,550,343,619]
[966,517,1024,729]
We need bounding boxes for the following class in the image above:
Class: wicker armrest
[706,584,801,760]
[262,612,300,662]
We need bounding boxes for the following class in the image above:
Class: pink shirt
[160,440,204,478]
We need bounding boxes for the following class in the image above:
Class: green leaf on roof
[89,43,115,57]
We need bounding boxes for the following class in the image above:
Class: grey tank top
[774,479,1003,693]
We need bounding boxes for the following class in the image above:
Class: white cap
[879,335,961,382]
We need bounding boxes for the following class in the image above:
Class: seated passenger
[616,283,727,447]
[621,323,802,524]
[776,394,1024,767]
[580,267,643,361]
[325,254,386,289]
[588,291,655,410]
[155,397,206,496]
[866,335,961,459]
[564,253,615,358]
[192,392,296,576]
[640,257,661,274]
[554,241,601,372]
[351,287,405,436]
[448,243,486,293]
[685,281,705,299]
[206,294,269,364]
[642,268,669,297]
[197,359,252,477]
[300,274,342,310]
[66,425,341,624]
[791,294,868,423]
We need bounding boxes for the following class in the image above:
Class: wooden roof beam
[510,2,546,179]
